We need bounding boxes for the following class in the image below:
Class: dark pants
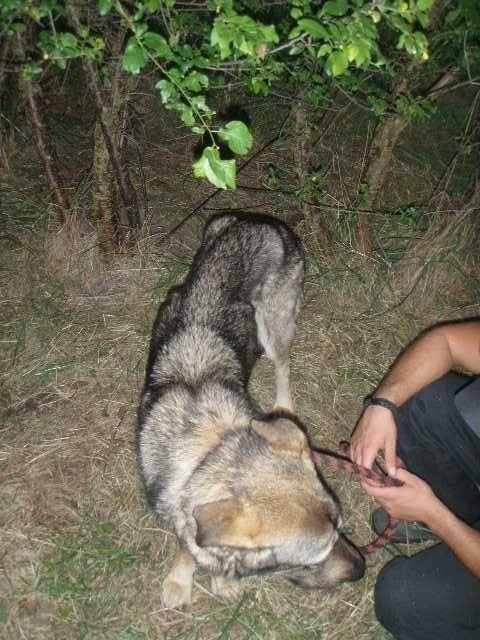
[374,373,480,640]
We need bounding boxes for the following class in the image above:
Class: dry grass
[1,92,479,640]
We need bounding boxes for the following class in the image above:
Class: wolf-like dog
[137,212,364,608]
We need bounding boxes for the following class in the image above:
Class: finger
[360,478,388,494]
[361,477,400,497]
[360,447,378,471]
[351,445,366,468]
[349,442,357,462]
[384,439,397,477]
[361,476,383,489]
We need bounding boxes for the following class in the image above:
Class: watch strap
[363,395,399,418]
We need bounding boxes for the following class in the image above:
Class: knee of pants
[374,558,408,634]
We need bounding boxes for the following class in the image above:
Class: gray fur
[137,212,364,607]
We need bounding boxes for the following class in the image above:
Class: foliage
[1,0,479,193]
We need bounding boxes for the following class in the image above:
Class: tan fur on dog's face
[190,416,365,587]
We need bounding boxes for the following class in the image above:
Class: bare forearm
[427,503,480,580]
[375,322,480,406]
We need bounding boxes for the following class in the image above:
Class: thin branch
[267,34,307,57]
[161,108,292,241]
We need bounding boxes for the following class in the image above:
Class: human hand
[361,467,441,525]
[350,405,398,476]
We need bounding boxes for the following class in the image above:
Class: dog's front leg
[273,356,293,412]
[162,546,196,609]
[210,575,245,600]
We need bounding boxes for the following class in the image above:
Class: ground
[0,86,479,640]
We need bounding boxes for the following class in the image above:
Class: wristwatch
[363,395,399,418]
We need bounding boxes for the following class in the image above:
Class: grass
[1,91,479,640]
[2,212,478,640]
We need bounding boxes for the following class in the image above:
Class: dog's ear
[193,499,261,548]
[251,417,308,456]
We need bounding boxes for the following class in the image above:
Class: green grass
[41,521,138,600]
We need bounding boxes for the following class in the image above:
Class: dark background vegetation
[1,1,479,638]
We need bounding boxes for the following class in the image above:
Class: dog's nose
[349,552,365,581]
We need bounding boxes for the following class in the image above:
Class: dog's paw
[210,575,244,600]
[162,576,192,609]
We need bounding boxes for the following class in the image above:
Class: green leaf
[190,95,212,116]
[218,121,253,156]
[10,22,27,34]
[297,18,329,40]
[193,147,236,189]
[122,38,148,75]
[417,0,434,10]
[417,11,429,28]
[326,50,349,76]
[345,40,371,65]
[143,31,173,59]
[58,32,79,55]
[210,20,232,59]
[22,62,43,80]
[211,14,277,60]
[249,76,269,95]
[155,78,178,103]
[289,43,305,55]
[321,0,348,17]
[98,0,112,16]
[317,43,332,57]
[178,104,195,127]
[145,0,161,11]
[183,71,209,92]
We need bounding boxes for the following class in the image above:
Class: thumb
[393,467,415,483]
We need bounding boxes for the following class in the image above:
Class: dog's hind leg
[253,262,304,412]
[162,546,196,609]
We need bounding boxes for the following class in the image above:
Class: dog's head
[190,416,365,589]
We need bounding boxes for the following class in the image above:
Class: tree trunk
[292,94,328,244]
[15,35,69,224]
[92,120,117,255]
[354,0,448,254]
[355,78,409,255]
[354,62,461,255]
[67,3,142,251]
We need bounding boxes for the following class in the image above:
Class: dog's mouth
[281,537,366,589]
[284,556,365,589]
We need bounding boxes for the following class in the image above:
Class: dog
[137,212,364,608]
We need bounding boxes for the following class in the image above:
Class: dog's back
[142,212,302,389]
[137,212,304,515]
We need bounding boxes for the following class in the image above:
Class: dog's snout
[283,536,365,590]
[335,535,365,582]
[348,549,365,582]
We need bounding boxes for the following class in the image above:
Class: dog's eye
[328,508,342,529]
[338,526,354,536]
